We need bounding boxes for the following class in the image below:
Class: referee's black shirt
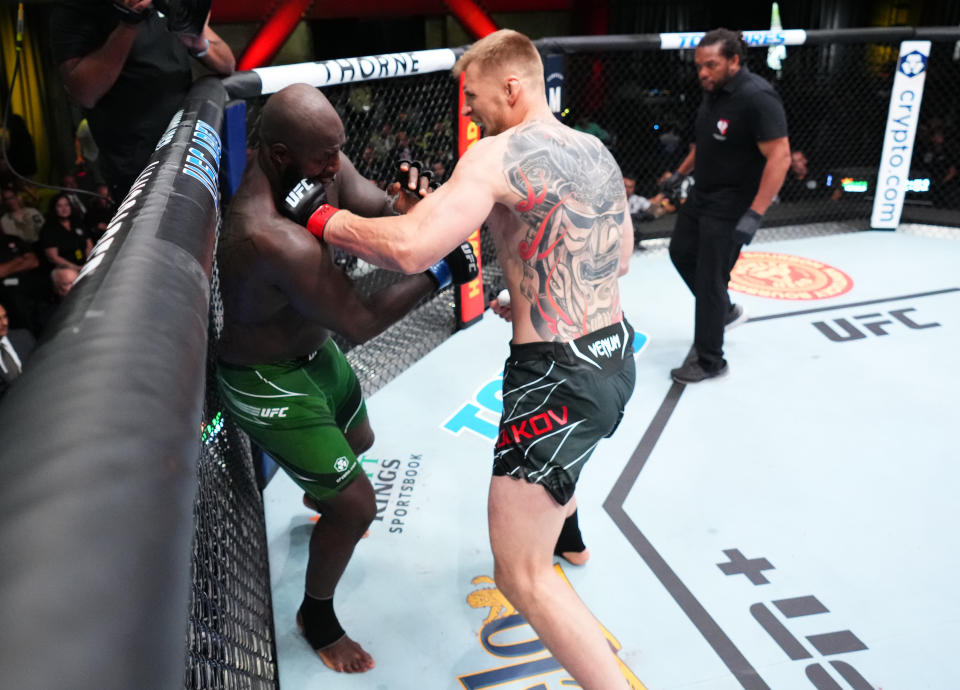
[689,66,788,219]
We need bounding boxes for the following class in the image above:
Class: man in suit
[0,301,35,399]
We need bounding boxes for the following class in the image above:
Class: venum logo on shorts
[334,456,350,473]
[587,333,622,359]
[259,406,289,418]
[496,407,569,449]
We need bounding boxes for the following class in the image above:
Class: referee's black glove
[733,209,763,245]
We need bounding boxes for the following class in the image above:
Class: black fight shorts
[493,319,637,505]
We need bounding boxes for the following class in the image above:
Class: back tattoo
[503,122,627,341]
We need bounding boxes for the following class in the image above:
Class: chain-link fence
[558,38,960,242]
[186,244,279,689]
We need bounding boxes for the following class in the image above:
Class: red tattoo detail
[538,222,569,260]
[534,293,559,335]
[544,260,573,327]
[518,194,571,261]
[514,167,547,213]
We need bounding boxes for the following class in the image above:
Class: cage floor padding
[263,228,959,690]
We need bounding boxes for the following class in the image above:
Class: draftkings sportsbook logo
[729,251,854,300]
[360,454,422,534]
[457,565,646,689]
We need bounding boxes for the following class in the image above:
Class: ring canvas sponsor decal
[730,252,853,300]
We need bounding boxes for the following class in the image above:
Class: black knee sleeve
[554,509,586,556]
[298,593,346,650]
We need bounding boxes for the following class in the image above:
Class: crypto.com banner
[871,41,931,229]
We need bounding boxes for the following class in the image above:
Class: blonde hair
[453,29,544,86]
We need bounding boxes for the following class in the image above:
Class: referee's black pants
[668,210,744,371]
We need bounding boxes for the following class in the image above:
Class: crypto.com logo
[899,50,927,77]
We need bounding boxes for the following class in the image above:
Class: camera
[154,0,211,35]
[112,0,210,35]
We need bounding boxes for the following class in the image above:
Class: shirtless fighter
[215,83,477,673]
[279,31,637,689]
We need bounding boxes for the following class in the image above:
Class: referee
[662,28,790,383]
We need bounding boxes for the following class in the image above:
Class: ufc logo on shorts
[259,407,289,418]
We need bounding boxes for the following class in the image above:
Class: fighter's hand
[112,0,153,23]
[281,177,340,241]
[489,289,512,322]
[424,241,478,290]
[387,159,433,214]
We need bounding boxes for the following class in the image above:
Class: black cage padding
[0,77,225,690]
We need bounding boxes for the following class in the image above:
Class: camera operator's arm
[57,1,151,110]
[178,15,235,75]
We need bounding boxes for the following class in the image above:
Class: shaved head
[260,83,344,152]
[257,83,347,197]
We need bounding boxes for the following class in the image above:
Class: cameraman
[50,0,235,201]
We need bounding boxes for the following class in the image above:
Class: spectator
[573,115,612,146]
[51,265,80,300]
[0,233,47,336]
[624,175,652,218]
[778,150,832,202]
[0,188,44,245]
[84,183,116,242]
[355,145,380,182]
[41,194,93,272]
[626,174,681,223]
[50,0,236,201]
[918,119,959,208]
[61,173,87,217]
[0,301,35,399]
[392,130,413,162]
[430,160,447,184]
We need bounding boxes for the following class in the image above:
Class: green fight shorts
[215,338,367,503]
[493,319,636,505]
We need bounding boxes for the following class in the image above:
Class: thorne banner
[871,41,931,229]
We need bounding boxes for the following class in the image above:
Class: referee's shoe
[725,303,748,330]
[671,359,728,384]
[671,304,746,383]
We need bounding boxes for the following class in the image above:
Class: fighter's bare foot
[558,547,590,566]
[297,612,375,673]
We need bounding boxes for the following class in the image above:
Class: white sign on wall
[871,41,931,229]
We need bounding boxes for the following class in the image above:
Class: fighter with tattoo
[284,30,636,689]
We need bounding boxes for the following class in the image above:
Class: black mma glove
[112,2,152,24]
[733,208,763,245]
[281,178,340,240]
[425,241,479,290]
[397,159,434,196]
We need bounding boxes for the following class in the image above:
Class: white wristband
[192,38,210,58]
